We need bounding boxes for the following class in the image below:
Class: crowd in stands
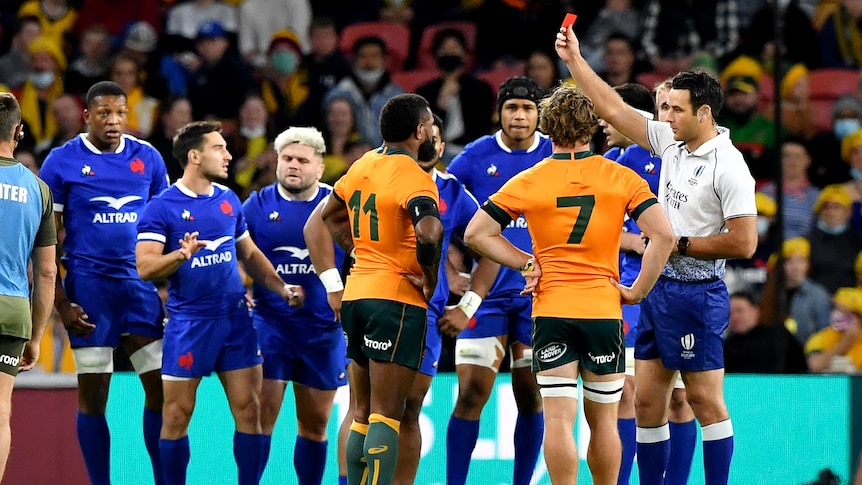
[5,0,862,374]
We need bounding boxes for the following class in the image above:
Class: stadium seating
[391,68,439,93]
[416,20,478,71]
[477,63,526,97]
[339,21,411,73]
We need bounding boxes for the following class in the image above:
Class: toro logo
[536,342,567,363]
[220,200,234,216]
[130,158,145,174]
[178,352,194,370]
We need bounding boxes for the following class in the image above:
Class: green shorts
[341,299,427,370]
[532,317,624,375]
[0,335,27,377]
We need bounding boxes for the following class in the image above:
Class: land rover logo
[536,343,567,362]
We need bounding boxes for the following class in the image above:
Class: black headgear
[496,76,544,113]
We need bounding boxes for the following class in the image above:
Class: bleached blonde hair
[273,126,326,157]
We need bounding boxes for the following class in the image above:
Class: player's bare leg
[0,372,15,480]
[122,334,165,484]
[292,383,338,484]
[220,365,264,485]
[633,358,675,485]
[392,371,432,485]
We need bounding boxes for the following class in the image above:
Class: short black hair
[173,120,222,168]
[614,83,656,117]
[432,28,467,53]
[352,36,387,56]
[85,81,127,109]
[671,71,724,117]
[730,291,758,306]
[432,112,444,133]
[0,93,22,143]
[606,32,635,51]
[379,93,430,143]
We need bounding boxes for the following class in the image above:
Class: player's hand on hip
[555,23,581,63]
[520,258,541,296]
[282,284,305,308]
[178,231,206,260]
[326,290,343,321]
[19,341,40,372]
[58,300,95,336]
[438,306,469,338]
[612,278,646,305]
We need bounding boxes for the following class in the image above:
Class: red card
[561,13,577,30]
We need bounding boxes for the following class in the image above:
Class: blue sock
[159,436,190,485]
[143,408,164,485]
[702,420,734,485]
[234,432,263,485]
[259,434,272,481]
[617,418,636,485]
[665,420,697,485]
[446,416,480,485]
[338,477,348,485]
[513,412,543,485]
[77,412,111,485]
[636,424,670,485]
[294,435,327,485]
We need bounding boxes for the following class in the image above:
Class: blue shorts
[419,306,443,377]
[64,272,164,349]
[634,277,729,371]
[254,314,348,390]
[622,303,640,348]
[162,299,262,378]
[459,294,532,345]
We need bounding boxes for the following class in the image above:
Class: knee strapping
[510,348,533,369]
[129,339,163,375]
[536,375,578,399]
[454,337,505,371]
[582,378,625,403]
[72,347,114,374]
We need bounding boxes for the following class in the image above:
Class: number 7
[556,195,595,244]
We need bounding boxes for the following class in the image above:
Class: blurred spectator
[0,15,41,90]
[778,63,817,142]
[640,0,740,75]
[187,21,257,123]
[323,35,404,147]
[724,291,808,373]
[841,129,862,233]
[805,287,862,373]
[737,0,820,71]
[808,184,862,293]
[44,93,83,156]
[372,0,415,26]
[75,0,159,41]
[524,48,564,95]
[415,27,494,161]
[818,0,862,69]
[320,93,361,184]
[292,16,353,128]
[165,0,238,53]
[238,0,312,68]
[147,95,192,183]
[64,24,111,97]
[760,138,820,239]
[109,54,159,138]
[597,32,639,87]
[17,0,76,48]
[808,94,862,187]
[856,250,862,288]
[225,94,277,198]
[16,35,65,152]
[761,237,832,346]
[117,21,168,100]
[725,191,778,296]
[716,55,776,180]
[257,29,309,131]
[15,147,40,175]
[581,0,641,73]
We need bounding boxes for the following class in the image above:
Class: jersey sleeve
[446,152,472,189]
[241,192,259,238]
[716,158,757,219]
[149,148,170,198]
[485,172,528,225]
[332,174,346,203]
[233,193,250,241]
[37,151,65,212]
[646,120,677,157]
[34,177,57,247]
[625,170,659,222]
[453,185,480,236]
[398,164,439,209]
[136,198,168,244]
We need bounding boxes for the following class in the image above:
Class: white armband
[457,290,483,319]
[318,268,344,293]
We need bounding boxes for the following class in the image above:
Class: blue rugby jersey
[39,134,169,278]
[446,131,551,296]
[242,182,345,329]
[137,182,247,317]
[428,170,480,316]
[614,144,662,286]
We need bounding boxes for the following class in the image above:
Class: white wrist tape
[318,268,344,293]
[457,290,483,319]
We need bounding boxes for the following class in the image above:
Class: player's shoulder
[316,182,334,198]
[121,134,163,159]
[42,134,85,164]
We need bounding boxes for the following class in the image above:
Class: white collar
[494,130,543,153]
[277,183,320,202]
[175,181,214,198]
[80,133,126,154]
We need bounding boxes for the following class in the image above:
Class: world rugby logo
[536,343,567,363]
[681,333,695,351]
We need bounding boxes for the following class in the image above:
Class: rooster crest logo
[181,209,194,221]
[486,164,499,177]
[268,211,281,221]
[81,164,94,176]
[130,158,145,174]
[220,200,234,216]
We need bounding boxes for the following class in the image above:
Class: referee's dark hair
[0,93,22,144]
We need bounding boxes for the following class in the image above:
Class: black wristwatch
[677,236,690,256]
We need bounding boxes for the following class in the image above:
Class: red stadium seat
[636,70,668,91]
[390,69,439,93]
[416,20,478,71]
[339,21,411,73]
[808,68,860,99]
[477,64,526,97]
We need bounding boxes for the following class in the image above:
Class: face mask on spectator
[30,71,55,89]
[272,50,298,76]
[817,219,847,235]
[850,167,862,181]
[355,67,385,87]
[436,54,464,72]
[239,125,266,139]
[834,118,861,139]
